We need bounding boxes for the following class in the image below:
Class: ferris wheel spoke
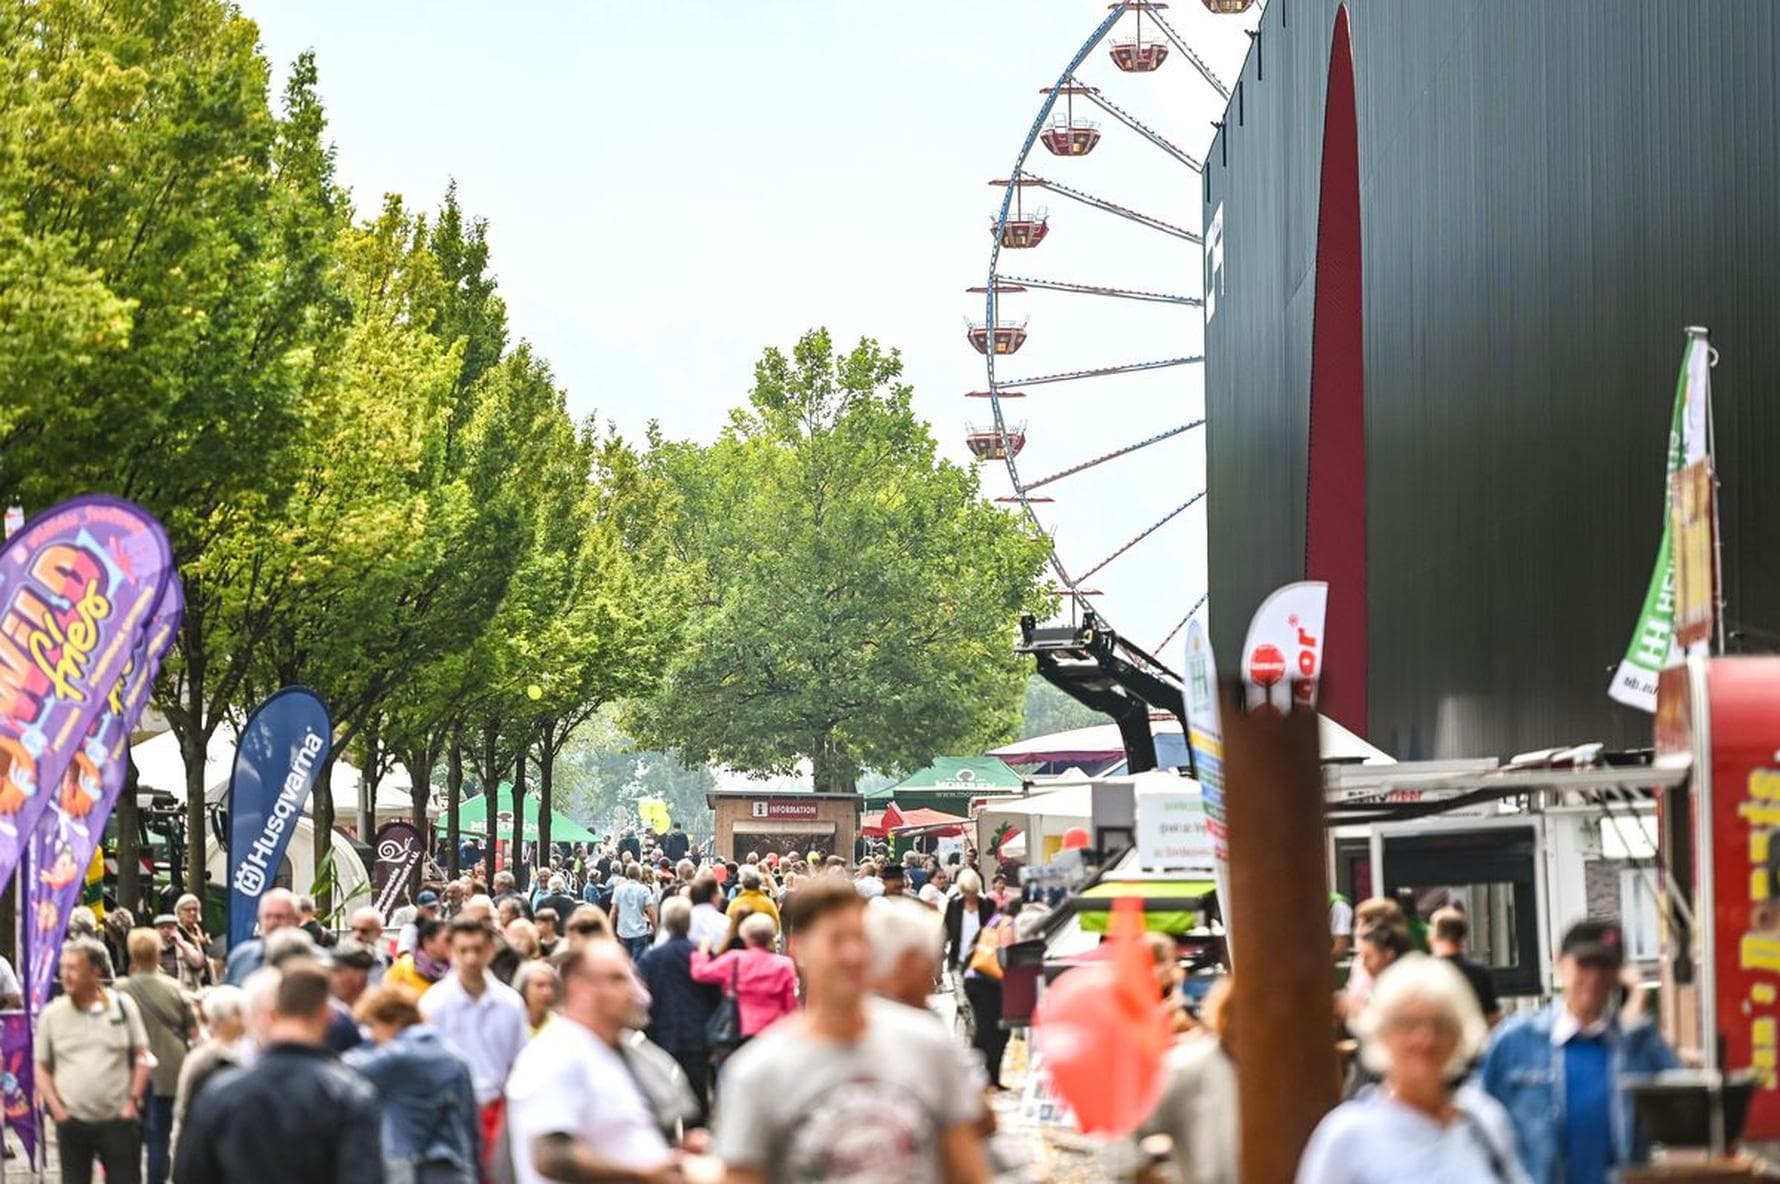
[1078,490,1205,583]
[1152,591,1209,655]
[1024,420,1204,492]
[998,355,1201,387]
[1016,174,1200,243]
[1142,7,1233,99]
[994,274,1202,305]
[1068,80,1203,171]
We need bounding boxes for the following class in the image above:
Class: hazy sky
[244,1,1260,658]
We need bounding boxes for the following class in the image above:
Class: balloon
[1061,826,1091,850]
[1031,898,1168,1134]
[526,683,543,701]
[711,863,728,885]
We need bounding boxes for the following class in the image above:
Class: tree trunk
[116,755,142,916]
[358,721,382,843]
[446,728,463,880]
[181,726,208,898]
[407,741,432,898]
[537,719,555,875]
[481,719,499,877]
[313,751,338,919]
[511,745,527,893]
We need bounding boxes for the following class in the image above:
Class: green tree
[1019,674,1105,739]
[633,329,1052,793]
[0,3,352,894]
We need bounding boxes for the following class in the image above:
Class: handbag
[704,958,743,1049]
[967,918,1007,980]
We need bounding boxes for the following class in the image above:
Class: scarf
[413,949,450,983]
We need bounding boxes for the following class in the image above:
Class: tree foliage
[633,330,1052,793]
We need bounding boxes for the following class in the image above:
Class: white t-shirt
[505,1016,671,1184]
[918,883,946,908]
[1329,897,1355,939]
[690,902,729,949]
[1295,1088,1529,1184]
[855,877,885,899]
[958,906,982,967]
[715,999,977,1184]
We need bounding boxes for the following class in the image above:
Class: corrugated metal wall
[1204,0,1780,759]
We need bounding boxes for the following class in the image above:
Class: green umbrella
[436,787,598,844]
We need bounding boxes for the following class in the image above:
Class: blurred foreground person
[421,918,528,1168]
[715,878,990,1184]
[1481,920,1678,1184]
[348,986,480,1184]
[173,959,383,1184]
[638,897,719,1121]
[1297,957,1526,1184]
[170,984,249,1152]
[1133,978,1238,1184]
[119,928,196,1184]
[505,940,686,1184]
[38,939,149,1184]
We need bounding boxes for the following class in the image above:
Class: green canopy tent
[863,757,1025,814]
[436,788,598,845]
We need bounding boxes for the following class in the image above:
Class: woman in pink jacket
[690,912,798,1043]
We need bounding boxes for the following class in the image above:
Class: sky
[243,0,1261,659]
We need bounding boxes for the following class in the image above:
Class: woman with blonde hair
[1297,956,1527,1184]
[347,986,480,1184]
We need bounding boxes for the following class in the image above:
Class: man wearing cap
[1482,919,1678,1184]
[395,890,440,955]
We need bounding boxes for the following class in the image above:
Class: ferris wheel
[967,1,1260,668]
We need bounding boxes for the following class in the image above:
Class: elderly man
[344,908,389,983]
[223,889,301,985]
[39,939,152,1184]
[506,940,680,1184]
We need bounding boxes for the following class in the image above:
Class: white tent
[974,769,1203,864]
[989,714,1394,767]
[132,727,421,820]
[201,815,372,915]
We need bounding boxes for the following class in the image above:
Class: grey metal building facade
[1204,0,1780,759]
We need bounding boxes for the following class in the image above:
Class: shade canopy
[437,789,597,844]
[990,715,1393,769]
[864,756,1025,803]
[133,727,417,817]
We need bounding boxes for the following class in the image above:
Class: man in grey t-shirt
[715,879,988,1184]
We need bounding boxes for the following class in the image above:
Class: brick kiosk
[707,790,862,863]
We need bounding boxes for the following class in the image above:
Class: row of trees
[0,0,1051,908]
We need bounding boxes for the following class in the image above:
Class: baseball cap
[152,914,178,926]
[416,890,440,907]
[880,862,905,881]
[1561,919,1625,967]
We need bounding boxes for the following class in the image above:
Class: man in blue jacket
[1482,919,1679,1184]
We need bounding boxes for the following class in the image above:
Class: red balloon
[711,863,728,885]
[1061,826,1091,850]
[1031,898,1168,1134]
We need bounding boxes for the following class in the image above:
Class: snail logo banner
[372,820,423,917]
[25,574,184,1015]
[227,687,332,948]
[0,495,173,889]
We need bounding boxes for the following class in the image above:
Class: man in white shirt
[854,860,885,900]
[420,916,529,1150]
[687,874,729,949]
[506,939,683,1184]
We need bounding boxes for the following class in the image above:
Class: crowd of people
[36,824,1037,1184]
[26,814,1684,1184]
[1126,900,1677,1184]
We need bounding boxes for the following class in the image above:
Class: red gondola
[966,423,1027,460]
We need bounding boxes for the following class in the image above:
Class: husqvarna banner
[26,574,183,1012]
[1610,327,1712,712]
[1241,582,1329,713]
[0,496,172,889]
[227,686,332,948]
